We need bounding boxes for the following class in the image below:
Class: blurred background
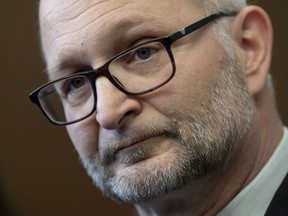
[0,1,287,215]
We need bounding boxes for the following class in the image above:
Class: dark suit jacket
[265,173,288,215]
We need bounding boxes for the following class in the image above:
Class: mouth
[113,136,161,165]
[114,141,150,165]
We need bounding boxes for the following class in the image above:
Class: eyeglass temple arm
[168,12,237,44]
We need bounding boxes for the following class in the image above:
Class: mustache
[99,120,180,165]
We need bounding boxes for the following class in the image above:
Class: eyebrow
[47,59,91,81]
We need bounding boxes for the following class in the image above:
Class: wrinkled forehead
[39,0,113,35]
[39,0,201,35]
[39,0,202,75]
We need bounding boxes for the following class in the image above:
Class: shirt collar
[218,127,288,216]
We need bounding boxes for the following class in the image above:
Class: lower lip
[114,135,169,166]
[114,141,152,165]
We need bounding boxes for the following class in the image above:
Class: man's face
[40,0,254,203]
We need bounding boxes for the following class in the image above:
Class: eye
[62,76,87,97]
[110,41,163,71]
[69,77,86,90]
[135,47,152,60]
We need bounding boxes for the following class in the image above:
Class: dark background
[0,1,287,215]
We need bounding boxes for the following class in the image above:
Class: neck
[134,86,284,216]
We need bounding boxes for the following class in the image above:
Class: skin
[39,0,283,215]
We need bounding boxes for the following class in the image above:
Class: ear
[232,6,273,96]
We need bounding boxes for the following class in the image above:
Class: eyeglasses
[29,12,235,125]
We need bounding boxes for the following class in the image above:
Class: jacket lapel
[265,172,288,215]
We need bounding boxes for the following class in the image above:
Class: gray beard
[79,49,255,203]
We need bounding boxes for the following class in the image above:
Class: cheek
[149,40,222,114]
[66,120,99,159]
[148,58,219,117]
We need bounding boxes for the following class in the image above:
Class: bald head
[194,0,248,14]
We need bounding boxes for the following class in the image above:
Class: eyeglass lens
[38,41,174,124]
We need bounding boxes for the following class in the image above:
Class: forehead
[39,0,201,77]
[39,0,199,19]
[40,0,199,38]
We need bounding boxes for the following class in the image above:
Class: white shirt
[218,127,288,216]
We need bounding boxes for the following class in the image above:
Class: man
[29,0,288,215]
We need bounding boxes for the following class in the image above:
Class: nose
[95,77,142,129]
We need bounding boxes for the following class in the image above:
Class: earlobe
[232,6,273,96]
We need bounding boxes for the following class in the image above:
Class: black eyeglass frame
[29,12,236,125]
